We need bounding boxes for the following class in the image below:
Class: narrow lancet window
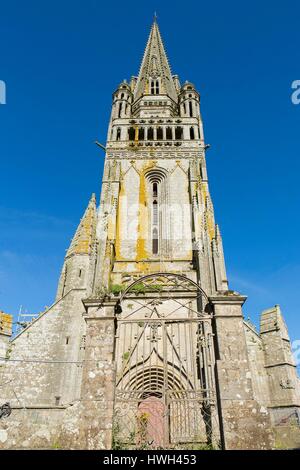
[155,80,159,94]
[138,127,145,140]
[150,79,159,95]
[157,127,163,140]
[153,200,158,225]
[166,127,172,140]
[148,127,154,140]
[118,102,122,118]
[175,126,183,140]
[128,127,135,141]
[152,228,158,255]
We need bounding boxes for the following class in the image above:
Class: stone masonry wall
[0,288,86,449]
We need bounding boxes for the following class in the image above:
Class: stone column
[77,299,116,449]
[121,126,127,141]
[210,294,274,449]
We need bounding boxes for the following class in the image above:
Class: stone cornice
[105,149,204,160]
[209,294,247,306]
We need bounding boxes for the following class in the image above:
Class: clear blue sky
[1,1,300,351]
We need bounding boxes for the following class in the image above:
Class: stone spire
[66,193,97,258]
[134,20,178,103]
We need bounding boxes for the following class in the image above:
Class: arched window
[152,228,158,255]
[150,79,159,95]
[121,93,124,99]
[118,102,122,118]
[175,126,183,140]
[145,168,167,257]
[166,127,172,140]
[138,127,145,141]
[183,102,186,114]
[128,127,135,141]
[116,128,121,141]
[155,80,159,94]
[190,127,195,140]
[157,127,163,140]
[147,127,154,140]
[189,101,193,117]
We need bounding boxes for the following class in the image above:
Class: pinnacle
[66,195,97,257]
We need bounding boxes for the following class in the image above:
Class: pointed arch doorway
[112,273,220,449]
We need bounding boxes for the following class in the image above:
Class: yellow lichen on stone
[206,211,215,241]
[107,215,114,241]
[135,161,160,262]
[134,126,139,142]
[0,311,13,336]
[115,181,125,260]
[200,181,215,241]
[136,171,148,260]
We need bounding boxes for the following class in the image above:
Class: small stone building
[0,20,300,450]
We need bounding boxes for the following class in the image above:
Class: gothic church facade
[1,20,300,450]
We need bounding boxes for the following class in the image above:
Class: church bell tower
[94,19,228,296]
[79,20,275,450]
[3,19,299,452]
